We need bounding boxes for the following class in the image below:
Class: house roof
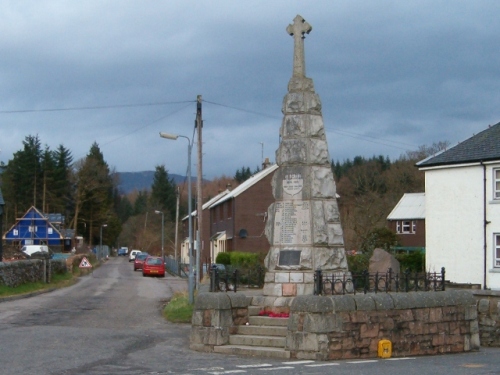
[211,164,279,207]
[182,189,230,220]
[417,122,500,168]
[387,193,425,220]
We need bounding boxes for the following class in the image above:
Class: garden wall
[288,291,479,360]
[472,290,500,347]
[191,290,481,360]
[0,259,67,287]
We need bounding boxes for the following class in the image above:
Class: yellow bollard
[378,339,392,358]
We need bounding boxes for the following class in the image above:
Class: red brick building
[387,192,426,250]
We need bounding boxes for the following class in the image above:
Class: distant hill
[116,171,195,194]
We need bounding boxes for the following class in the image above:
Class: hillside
[116,171,194,194]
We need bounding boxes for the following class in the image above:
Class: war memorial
[191,15,482,360]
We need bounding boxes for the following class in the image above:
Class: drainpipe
[482,162,489,290]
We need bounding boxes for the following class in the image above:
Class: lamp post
[0,188,5,262]
[159,131,194,304]
[155,210,164,261]
[99,224,107,261]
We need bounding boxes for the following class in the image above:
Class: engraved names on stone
[273,200,311,245]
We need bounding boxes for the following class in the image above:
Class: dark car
[142,256,165,277]
[133,252,149,271]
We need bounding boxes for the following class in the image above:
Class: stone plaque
[273,200,311,245]
[278,250,301,266]
[283,173,303,196]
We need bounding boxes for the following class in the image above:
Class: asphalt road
[0,257,499,375]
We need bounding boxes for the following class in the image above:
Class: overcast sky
[1,1,500,179]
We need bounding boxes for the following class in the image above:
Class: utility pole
[174,186,180,265]
[196,95,203,289]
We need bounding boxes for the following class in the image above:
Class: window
[495,234,500,267]
[402,221,411,233]
[396,220,416,234]
[495,169,500,199]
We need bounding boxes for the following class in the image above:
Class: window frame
[495,233,500,268]
[494,168,500,200]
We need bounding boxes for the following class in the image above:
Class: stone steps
[215,307,291,359]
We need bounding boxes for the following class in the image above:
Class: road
[0,257,499,375]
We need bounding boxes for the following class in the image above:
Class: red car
[133,252,149,271]
[142,256,165,277]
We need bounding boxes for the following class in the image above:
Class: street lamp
[155,210,164,261]
[99,224,107,261]
[0,188,5,262]
[159,131,194,304]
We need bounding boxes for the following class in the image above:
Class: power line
[0,100,195,114]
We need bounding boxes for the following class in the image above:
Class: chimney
[226,183,232,191]
[262,157,271,170]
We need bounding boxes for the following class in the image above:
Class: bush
[215,252,231,265]
[346,253,370,275]
[395,251,425,272]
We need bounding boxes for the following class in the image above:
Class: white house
[417,122,500,289]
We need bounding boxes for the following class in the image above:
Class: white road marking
[258,366,295,371]
[207,370,246,374]
[386,357,416,360]
[305,363,340,367]
[346,360,379,364]
[282,360,315,364]
[236,364,273,368]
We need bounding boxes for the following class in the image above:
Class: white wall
[486,163,500,289]
[425,165,484,286]
[425,162,500,289]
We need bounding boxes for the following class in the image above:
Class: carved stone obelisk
[263,15,349,297]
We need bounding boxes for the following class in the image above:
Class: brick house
[387,192,426,250]
[209,164,278,263]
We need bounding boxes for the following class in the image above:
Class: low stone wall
[190,292,250,352]
[0,259,67,287]
[191,290,481,359]
[289,291,479,360]
[472,290,500,347]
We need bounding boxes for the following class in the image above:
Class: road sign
[79,257,92,268]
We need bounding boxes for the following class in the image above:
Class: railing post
[210,264,217,292]
[388,268,392,292]
[314,269,323,295]
[441,267,446,291]
[233,269,239,293]
[363,270,369,294]
[404,269,410,292]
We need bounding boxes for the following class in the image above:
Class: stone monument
[263,15,349,297]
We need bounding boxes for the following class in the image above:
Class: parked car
[129,249,141,262]
[142,256,165,277]
[133,252,149,271]
[117,248,127,256]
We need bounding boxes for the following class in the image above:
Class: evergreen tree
[150,164,177,221]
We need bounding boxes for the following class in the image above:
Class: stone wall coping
[226,292,251,308]
[472,290,500,297]
[291,291,476,313]
[194,293,231,310]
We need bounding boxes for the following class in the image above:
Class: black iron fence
[209,264,265,292]
[314,267,446,295]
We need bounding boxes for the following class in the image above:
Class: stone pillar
[263,15,349,298]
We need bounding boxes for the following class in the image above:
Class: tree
[150,164,177,221]
[71,142,116,247]
[234,166,252,183]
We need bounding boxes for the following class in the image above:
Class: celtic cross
[286,15,312,78]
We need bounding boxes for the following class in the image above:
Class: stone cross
[286,15,312,78]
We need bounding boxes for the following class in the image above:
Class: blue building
[2,206,65,249]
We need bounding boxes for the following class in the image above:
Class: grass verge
[0,272,77,298]
[163,291,193,323]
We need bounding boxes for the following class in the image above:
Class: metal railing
[314,267,445,295]
[209,265,265,292]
